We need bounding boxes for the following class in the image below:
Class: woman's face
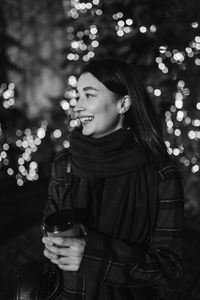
[75,72,123,138]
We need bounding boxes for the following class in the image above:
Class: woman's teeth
[81,116,94,122]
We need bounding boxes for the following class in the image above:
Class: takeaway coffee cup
[42,209,81,237]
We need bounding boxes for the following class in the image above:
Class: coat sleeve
[43,150,69,219]
[77,163,184,288]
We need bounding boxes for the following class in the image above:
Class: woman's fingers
[58,264,78,271]
[43,248,58,260]
[42,237,85,257]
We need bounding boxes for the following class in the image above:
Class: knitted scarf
[67,127,159,244]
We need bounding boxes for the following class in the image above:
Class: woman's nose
[74,97,85,112]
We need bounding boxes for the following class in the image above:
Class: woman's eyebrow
[83,86,99,92]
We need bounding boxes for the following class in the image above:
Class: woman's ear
[118,95,131,114]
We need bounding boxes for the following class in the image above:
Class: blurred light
[147,86,153,93]
[155,57,162,63]
[140,26,147,33]
[173,148,180,156]
[86,2,92,9]
[193,119,200,126]
[17,179,24,186]
[67,53,75,60]
[150,25,157,32]
[83,55,89,62]
[91,40,99,47]
[176,110,184,121]
[184,159,190,167]
[22,152,30,160]
[70,120,78,127]
[68,76,77,87]
[8,83,15,89]
[188,130,196,139]
[165,111,171,118]
[174,129,181,136]
[124,27,131,33]
[61,100,70,110]
[185,117,191,124]
[191,22,199,28]
[173,52,184,61]
[53,129,62,138]
[3,143,9,151]
[70,98,77,106]
[18,158,24,165]
[195,36,200,42]
[195,58,200,66]
[37,128,46,139]
[158,63,165,70]
[118,20,125,27]
[116,12,123,18]
[191,157,197,164]
[126,19,133,26]
[159,45,167,53]
[175,100,183,109]
[16,129,22,137]
[170,105,176,113]
[177,80,185,88]
[96,9,102,15]
[191,165,199,173]
[162,67,168,74]
[88,51,95,58]
[196,102,200,110]
[7,168,14,176]
[165,51,172,57]
[34,138,41,145]
[185,47,192,53]
[16,140,22,147]
[117,30,124,37]
[93,0,99,4]
[154,89,161,96]
[1,151,7,159]
[167,147,173,154]
[30,161,38,169]
[3,158,9,165]
[63,140,70,148]
[167,120,173,128]
[90,27,98,34]
[22,140,29,148]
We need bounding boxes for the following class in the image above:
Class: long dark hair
[81,59,168,160]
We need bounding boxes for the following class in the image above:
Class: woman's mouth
[80,116,94,124]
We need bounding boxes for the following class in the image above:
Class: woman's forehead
[77,72,106,91]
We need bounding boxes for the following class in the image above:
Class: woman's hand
[42,236,86,271]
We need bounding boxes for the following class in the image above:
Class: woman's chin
[81,125,94,137]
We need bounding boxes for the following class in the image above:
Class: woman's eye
[86,93,95,99]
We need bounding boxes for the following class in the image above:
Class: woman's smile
[74,72,123,138]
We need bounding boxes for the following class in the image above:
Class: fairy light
[150,25,156,32]
[53,129,62,139]
[61,100,70,111]
[159,45,167,54]
[126,19,133,26]
[196,102,200,110]
[192,165,199,173]
[140,26,147,33]
[154,89,161,96]
[191,22,199,28]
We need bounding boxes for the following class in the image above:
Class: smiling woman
[74,72,129,138]
[42,59,183,300]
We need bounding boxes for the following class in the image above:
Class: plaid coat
[44,150,183,300]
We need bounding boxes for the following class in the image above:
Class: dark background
[1,0,200,299]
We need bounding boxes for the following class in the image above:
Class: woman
[42,59,183,300]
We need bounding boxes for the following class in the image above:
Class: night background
[0,0,200,299]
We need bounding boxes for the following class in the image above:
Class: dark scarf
[67,127,159,244]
